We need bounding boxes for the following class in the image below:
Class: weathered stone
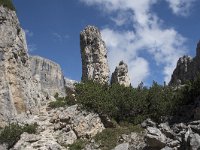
[170,41,200,85]
[13,104,104,149]
[19,132,41,143]
[64,77,77,91]
[57,130,77,145]
[145,127,166,148]
[159,123,175,139]
[80,25,109,84]
[188,133,200,150]
[0,6,41,127]
[30,56,66,98]
[111,61,131,87]
[70,106,105,138]
[141,118,157,128]
[161,146,173,150]
[114,143,129,150]
[0,144,7,150]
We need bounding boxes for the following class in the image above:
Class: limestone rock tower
[80,25,109,84]
[111,61,131,87]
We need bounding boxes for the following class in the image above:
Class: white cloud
[165,0,197,16]
[24,29,33,37]
[52,32,69,42]
[80,0,195,86]
[28,44,37,52]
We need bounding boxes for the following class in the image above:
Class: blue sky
[13,0,200,86]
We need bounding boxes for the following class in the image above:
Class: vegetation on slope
[75,80,186,123]
[0,123,37,148]
[0,0,15,11]
[51,76,200,124]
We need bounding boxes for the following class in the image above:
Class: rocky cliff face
[30,56,66,98]
[0,6,41,127]
[111,61,131,87]
[80,25,109,84]
[170,41,200,85]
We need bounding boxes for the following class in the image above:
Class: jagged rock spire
[80,25,109,84]
[169,55,193,85]
[111,61,131,87]
[169,40,200,85]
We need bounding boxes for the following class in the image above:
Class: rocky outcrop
[170,41,200,85]
[64,77,77,91]
[141,119,200,149]
[30,56,66,98]
[13,104,105,150]
[111,61,131,87]
[0,6,41,127]
[80,25,109,84]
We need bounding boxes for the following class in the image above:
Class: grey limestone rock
[64,77,77,91]
[111,61,131,87]
[145,127,167,149]
[170,41,200,85]
[188,133,200,150]
[30,56,66,98]
[0,6,41,127]
[80,25,109,84]
[113,143,129,150]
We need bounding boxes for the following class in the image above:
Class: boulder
[188,133,200,150]
[145,127,166,149]
[114,143,129,150]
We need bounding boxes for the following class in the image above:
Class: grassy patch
[0,123,37,148]
[48,96,76,108]
[68,139,87,150]
[49,97,68,108]
[0,0,15,11]
[94,124,143,150]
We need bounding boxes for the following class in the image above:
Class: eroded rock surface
[0,6,41,127]
[111,61,131,87]
[141,119,200,149]
[13,104,105,150]
[64,77,77,92]
[30,56,66,98]
[80,25,109,84]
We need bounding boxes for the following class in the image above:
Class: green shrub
[49,95,76,108]
[68,139,87,150]
[146,81,184,121]
[75,77,200,125]
[49,97,67,108]
[23,123,38,134]
[0,0,15,11]
[75,81,149,124]
[75,81,112,115]
[0,123,37,148]
[94,124,143,150]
